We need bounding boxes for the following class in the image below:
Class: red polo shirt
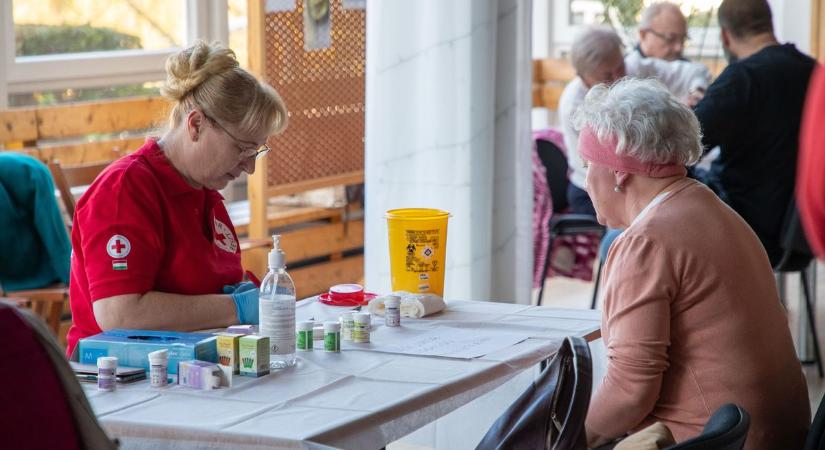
[67,139,242,355]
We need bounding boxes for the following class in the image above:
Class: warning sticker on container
[405,229,440,273]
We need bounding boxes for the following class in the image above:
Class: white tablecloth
[86,299,600,450]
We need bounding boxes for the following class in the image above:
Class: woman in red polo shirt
[66,41,287,355]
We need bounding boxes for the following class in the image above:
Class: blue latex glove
[230,287,260,324]
[222,281,258,295]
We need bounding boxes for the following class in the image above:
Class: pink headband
[578,127,686,178]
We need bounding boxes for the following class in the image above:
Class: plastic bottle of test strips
[259,234,297,369]
[340,312,354,341]
[353,312,371,343]
[97,356,118,391]
[148,349,169,388]
[384,295,401,327]
[324,321,341,352]
[297,321,315,351]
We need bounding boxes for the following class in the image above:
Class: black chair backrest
[476,336,592,450]
[536,138,570,214]
[804,394,825,450]
[775,199,815,272]
[665,404,750,450]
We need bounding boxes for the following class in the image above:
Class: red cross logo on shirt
[106,235,131,259]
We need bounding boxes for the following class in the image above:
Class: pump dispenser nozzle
[268,234,286,269]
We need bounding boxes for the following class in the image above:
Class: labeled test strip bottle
[148,349,169,388]
[340,312,354,341]
[97,356,118,391]
[324,321,341,352]
[297,321,315,351]
[384,295,401,327]
[353,312,371,343]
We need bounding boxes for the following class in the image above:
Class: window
[539,0,722,60]
[1,0,229,108]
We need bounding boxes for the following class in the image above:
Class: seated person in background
[692,0,815,266]
[576,78,810,449]
[0,153,70,292]
[66,41,288,356]
[559,26,709,215]
[633,1,689,61]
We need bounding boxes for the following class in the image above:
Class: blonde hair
[161,40,288,138]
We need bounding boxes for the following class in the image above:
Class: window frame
[0,0,228,108]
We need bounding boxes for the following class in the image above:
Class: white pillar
[769,0,811,53]
[492,0,534,304]
[364,0,533,304]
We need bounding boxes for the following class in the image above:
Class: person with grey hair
[635,1,688,61]
[579,78,809,449]
[558,26,709,216]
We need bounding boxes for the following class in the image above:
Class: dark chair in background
[535,139,605,309]
[476,336,592,450]
[804,392,825,450]
[773,200,823,378]
[664,404,750,450]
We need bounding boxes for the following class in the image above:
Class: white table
[85,299,600,450]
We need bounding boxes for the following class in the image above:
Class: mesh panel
[263,0,365,188]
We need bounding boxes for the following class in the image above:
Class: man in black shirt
[693,0,815,265]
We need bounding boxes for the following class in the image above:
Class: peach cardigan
[586,178,810,449]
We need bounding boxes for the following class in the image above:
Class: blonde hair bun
[161,41,239,102]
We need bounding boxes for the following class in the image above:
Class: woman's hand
[230,287,260,324]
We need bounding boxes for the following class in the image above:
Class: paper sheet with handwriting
[344,328,530,359]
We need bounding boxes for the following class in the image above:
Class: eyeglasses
[646,29,688,46]
[203,113,270,160]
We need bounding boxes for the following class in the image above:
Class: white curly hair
[572,77,703,166]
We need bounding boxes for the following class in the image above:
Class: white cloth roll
[368,291,446,318]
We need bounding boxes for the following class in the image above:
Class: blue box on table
[78,329,218,374]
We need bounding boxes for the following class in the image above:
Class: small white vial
[353,312,371,343]
[340,312,354,341]
[384,296,401,327]
[148,349,169,388]
[97,356,118,391]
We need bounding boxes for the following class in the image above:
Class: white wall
[770,0,811,54]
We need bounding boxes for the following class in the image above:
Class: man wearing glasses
[635,2,689,62]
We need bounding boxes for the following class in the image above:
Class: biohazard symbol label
[404,229,440,273]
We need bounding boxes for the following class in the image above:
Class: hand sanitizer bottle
[259,235,297,368]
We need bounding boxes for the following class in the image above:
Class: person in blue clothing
[0,153,71,292]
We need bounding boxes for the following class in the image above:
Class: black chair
[535,139,606,309]
[664,404,750,450]
[773,200,823,378]
[804,393,825,450]
[476,336,592,450]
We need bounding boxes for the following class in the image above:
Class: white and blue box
[78,329,218,374]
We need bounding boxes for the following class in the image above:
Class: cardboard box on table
[78,329,218,374]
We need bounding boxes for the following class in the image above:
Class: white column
[365,0,533,304]
[769,0,811,53]
[492,0,534,303]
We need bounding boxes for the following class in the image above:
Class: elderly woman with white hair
[577,78,809,449]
